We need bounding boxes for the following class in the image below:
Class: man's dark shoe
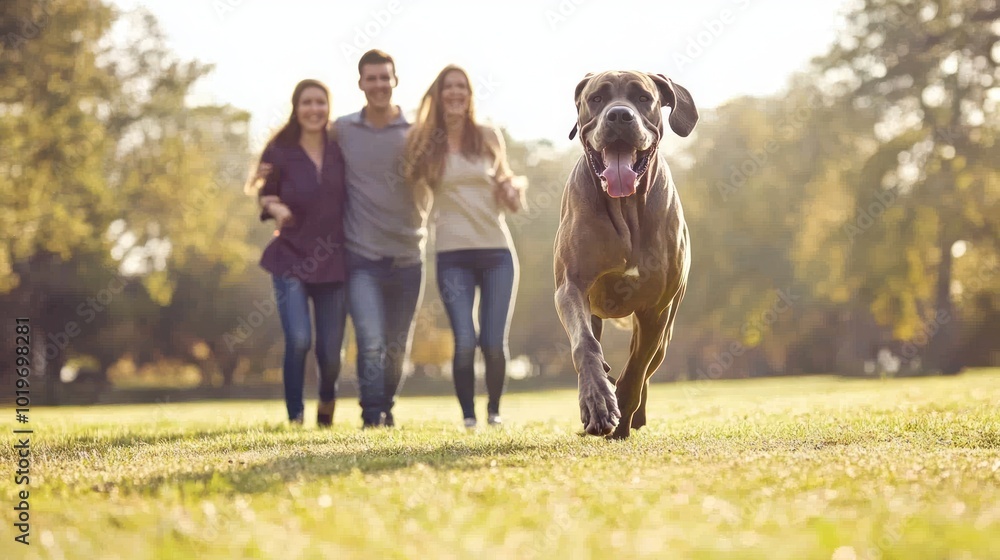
[382,411,395,428]
[361,413,383,429]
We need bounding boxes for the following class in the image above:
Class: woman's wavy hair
[403,65,496,190]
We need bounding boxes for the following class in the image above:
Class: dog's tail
[609,316,632,331]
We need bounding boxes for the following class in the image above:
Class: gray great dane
[554,71,698,439]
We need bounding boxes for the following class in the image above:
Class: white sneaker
[487,413,502,427]
[463,418,477,430]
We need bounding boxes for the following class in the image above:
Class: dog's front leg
[555,280,620,436]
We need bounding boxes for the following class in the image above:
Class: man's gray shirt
[335,109,429,265]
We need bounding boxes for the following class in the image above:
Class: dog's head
[569,71,698,198]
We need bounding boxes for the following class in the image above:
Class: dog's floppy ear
[649,73,699,138]
[569,73,595,140]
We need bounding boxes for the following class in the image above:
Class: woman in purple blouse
[254,79,347,426]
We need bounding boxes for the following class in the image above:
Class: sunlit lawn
[3,370,1000,559]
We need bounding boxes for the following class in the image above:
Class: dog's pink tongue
[600,149,638,198]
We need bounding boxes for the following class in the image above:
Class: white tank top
[432,152,514,253]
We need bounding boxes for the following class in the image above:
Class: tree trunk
[32,292,65,405]
[928,231,961,374]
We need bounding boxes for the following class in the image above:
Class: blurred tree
[4,0,997,400]
[1,0,120,395]
[91,9,274,388]
[672,84,866,378]
[818,0,1000,372]
[0,2,273,396]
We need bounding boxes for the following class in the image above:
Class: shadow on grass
[73,420,1000,498]
[46,424,294,453]
[99,436,552,497]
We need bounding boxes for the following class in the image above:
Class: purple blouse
[258,137,347,284]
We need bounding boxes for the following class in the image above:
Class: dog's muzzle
[580,105,659,198]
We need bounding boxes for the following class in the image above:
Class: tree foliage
[2,0,998,399]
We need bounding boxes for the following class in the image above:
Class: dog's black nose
[606,106,635,123]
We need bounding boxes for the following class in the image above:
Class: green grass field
[3,370,1000,559]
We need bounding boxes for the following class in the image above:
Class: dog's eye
[590,95,602,103]
[639,95,650,103]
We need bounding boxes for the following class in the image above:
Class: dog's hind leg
[632,290,685,430]
[611,308,669,439]
[631,335,666,430]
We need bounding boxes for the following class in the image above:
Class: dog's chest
[588,255,671,318]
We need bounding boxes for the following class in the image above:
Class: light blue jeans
[272,275,347,421]
[345,250,424,425]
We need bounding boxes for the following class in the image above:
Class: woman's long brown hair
[268,79,330,148]
[403,65,496,190]
[245,79,330,194]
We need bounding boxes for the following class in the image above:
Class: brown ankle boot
[317,400,335,427]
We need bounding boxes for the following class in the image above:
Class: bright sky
[111,0,849,151]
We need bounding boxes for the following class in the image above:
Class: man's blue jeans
[272,275,348,421]
[436,248,517,420]
[346,250,424,425]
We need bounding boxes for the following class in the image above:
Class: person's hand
[260,195,292,226]
[260,195,281,209]
[267,201,295,229]
[494,177,527,212]
[256,162,273,183]
[497,181,520,212]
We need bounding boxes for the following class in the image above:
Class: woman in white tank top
[403,64,527,429]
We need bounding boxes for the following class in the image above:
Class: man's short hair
[358,49,397,81]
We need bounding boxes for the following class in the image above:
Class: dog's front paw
[579,373,620,436]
